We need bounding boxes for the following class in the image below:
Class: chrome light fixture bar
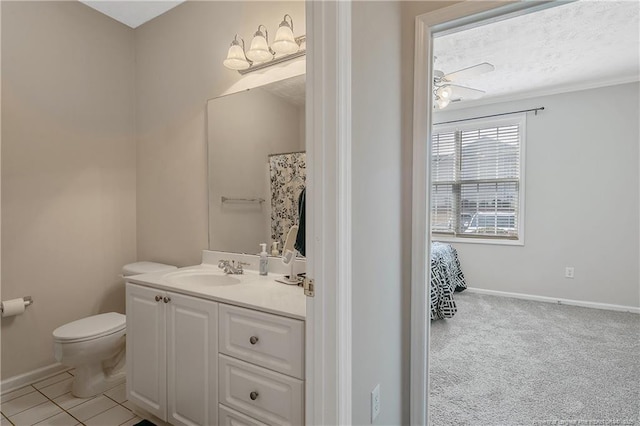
[223,14,306,75]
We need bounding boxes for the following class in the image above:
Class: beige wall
[135,1,305,267]
[1,1,136,379]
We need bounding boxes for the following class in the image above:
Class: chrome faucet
[218,260,249,275]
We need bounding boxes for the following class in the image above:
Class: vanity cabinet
[126,282,305,426]
[126,283,218,426]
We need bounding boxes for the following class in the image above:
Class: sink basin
[163,269,241,286]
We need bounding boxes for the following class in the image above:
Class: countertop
[126,264,306,320]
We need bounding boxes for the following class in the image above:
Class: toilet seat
[53,313,126,344]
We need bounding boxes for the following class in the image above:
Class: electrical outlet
[371,384,381,422]
[565,267,575,278]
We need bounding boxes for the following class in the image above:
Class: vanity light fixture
[223,14,306,75]
[223,35,251,71]
[272,14,298,55]
[246,25,273,63]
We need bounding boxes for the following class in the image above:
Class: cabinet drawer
[219,354,304,426]
[219,404,268,426]
[219,304,304,379]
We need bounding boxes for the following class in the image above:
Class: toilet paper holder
[0,296,33,314]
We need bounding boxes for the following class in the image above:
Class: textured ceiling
[434,0,640,106]
[79,0,185,28]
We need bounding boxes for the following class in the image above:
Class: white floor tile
[1,390,47,417]
[52,392,94,411]
[1,386,35,404]
[34,411,79,426]
[39,378,73,400]
[33,374,73,391]
[8,401,62,426]
[84,405,135,426]
[120,400,135,412]
[103,384,127,404]
[67,395,116,422]
[118,416,142,426]
[0,413,12,426]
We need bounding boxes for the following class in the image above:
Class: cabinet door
[126,283,167,420]
[166,292,218,426]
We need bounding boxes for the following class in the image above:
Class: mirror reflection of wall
[207,74,305,255]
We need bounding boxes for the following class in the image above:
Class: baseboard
[464,287,640,314]
[1,363,68,394]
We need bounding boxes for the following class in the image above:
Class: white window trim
[431,113,527,246]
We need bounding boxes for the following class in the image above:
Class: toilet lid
[53,313,125,343]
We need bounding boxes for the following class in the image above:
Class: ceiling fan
[433,62,495,109]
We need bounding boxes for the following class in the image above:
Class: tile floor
[0,371,144,426]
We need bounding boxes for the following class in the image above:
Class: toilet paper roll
[2,298,26,317]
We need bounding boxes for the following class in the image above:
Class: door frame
[410,2,559,424]
[305,1,352,425]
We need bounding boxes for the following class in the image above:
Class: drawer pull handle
[249,336,259,345]
[163,296,171,303]
[155,295,162,302]
[250,391,259,401]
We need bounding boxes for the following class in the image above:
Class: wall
[433,83,640,307]
[1,1,136,379]
[351,2,404,424]
[134,1,305,267]
[207,88,303,254]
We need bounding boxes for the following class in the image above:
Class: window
[431,114,525,244]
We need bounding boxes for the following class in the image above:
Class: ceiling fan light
[436,97,450,109]
[272,15,298,55]
[223,36,250,70]
[438,86,453,99]
[246,26,273,63]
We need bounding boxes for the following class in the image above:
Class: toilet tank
[122,261,177,277]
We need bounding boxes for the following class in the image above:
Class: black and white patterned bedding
[430,242,467,320]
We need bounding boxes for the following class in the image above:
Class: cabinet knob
[249,336,259,345]
[249,391,259,401]
[155,295,162,302]
[163,296,171,303]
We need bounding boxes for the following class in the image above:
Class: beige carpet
[429,291,640,425]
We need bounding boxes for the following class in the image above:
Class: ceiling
[433,0,640,107]
[79,0,185,28]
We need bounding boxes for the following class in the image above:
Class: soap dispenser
[259,243,269,276]
[271,241,280,256]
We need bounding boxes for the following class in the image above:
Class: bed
[430,242,467,320]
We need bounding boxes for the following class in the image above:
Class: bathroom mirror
[207,74,306,256]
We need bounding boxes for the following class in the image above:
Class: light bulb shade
[437,86,453,99]
[246,28,272,63]
[272,24,298,54]
[223,43,250,70]
[436,97,450,109]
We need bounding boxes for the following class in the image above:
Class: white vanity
[125,251,306,426]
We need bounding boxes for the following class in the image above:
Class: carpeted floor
[429,291,640,426]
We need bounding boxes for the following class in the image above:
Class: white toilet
[53,261,176,398]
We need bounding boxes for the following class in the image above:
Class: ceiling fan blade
[443,62,495,82]
[448,84,486,100]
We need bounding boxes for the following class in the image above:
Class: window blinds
[431,120,522,239]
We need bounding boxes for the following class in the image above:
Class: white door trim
[410,2,562,425]
[305,1,352,425]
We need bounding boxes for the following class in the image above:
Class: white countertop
[126,264,306,320]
